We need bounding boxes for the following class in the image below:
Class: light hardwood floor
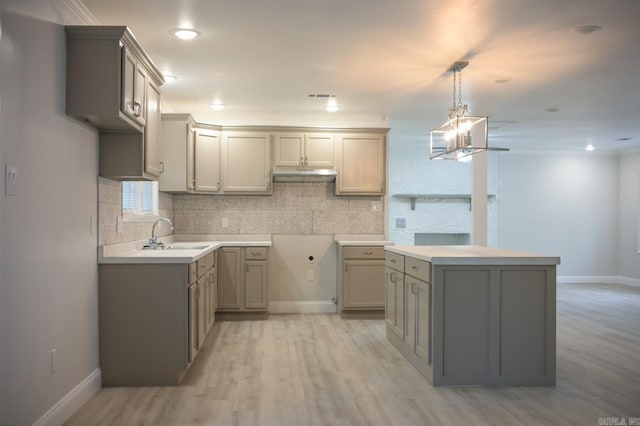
[66,283,640,425]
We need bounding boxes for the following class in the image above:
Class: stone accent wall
[173,182,384,235]
[98,177,174,245]
[388,140,499,246]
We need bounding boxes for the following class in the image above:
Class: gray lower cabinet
[385,251,556,386]
[385,252,405,338]
[99,251,216,387]
[337,245,385,317]
[217,247,268,319]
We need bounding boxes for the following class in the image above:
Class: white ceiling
[24,0,640,152]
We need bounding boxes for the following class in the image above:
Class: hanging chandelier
[429,61,507,161]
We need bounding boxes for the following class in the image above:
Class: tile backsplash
[173,182,384,235]
[98,177,174,245]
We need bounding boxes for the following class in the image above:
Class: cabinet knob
[133,102,142,117]
[159,161,165,173]
[390,259,396,263]
[411,265,418,270]
[363,251,373,255]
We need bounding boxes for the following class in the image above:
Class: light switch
[5,165,17,196]
[222,217,229,228]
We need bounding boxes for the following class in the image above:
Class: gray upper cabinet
[274,132,334,168]
[222,131,272,194]
[65,26,163,131]
[335,132,387,195]
[159,115,222,193]
[65,26,164,180]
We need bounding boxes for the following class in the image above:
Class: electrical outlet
[307,270,314,281]
[222,217,229,228]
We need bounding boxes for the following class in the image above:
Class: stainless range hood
[272,168,337,183]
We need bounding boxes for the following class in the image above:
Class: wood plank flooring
[66,283,640,425]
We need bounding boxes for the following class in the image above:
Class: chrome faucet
[146,217,174,249]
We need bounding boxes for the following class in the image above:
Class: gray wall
[497,153,619,276]
[0,10,99,426]
[618,152,640,280]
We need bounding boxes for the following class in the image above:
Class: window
[122,181,158,221]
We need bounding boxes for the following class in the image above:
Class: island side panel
[432,263,556,386]
[499,266,556,385]
[432,267,493,384]
[99,263,189,386]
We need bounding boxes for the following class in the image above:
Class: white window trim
[122,181,160,223]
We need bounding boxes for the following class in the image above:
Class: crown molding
[62,0,100,25]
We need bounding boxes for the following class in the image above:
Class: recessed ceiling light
[210,102,225,110]
[545,107,559,113]
[494,78,512,84]
[170,28,201,40]
[585,143,595,151]
[573,25,602,35]
[162,74,178,83]
[325,98,340,112]
[616,137,632,141]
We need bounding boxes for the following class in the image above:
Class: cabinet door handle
[304,157,308,166]
[363,251,373,255]
[411,283,417,295]
[245,263,249,272]
[390,259,396,263]
[133,102,142,117]
[250,251,260,256]
[300,157,304,166]
[160,161,165,173]
[411,265,418,271]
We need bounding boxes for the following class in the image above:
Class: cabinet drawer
[189,262,198,284]
[385,252,405,272]
[343,246,385,259]
[245,247,268,260]
[405,257,431,282]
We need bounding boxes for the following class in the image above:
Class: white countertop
[334,234,394,246]
[99,237,272,264]
[385,245,560,266]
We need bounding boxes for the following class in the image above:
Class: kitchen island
[384,245,560,386]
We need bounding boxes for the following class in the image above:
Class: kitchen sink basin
[141,244,210,250]
[165,244,210,250]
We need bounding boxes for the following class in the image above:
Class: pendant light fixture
[429,61,508,160]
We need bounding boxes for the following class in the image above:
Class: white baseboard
[619,276,640,288]
[269,301,337,314]
[558,275,640,287]
[33,368,101,426]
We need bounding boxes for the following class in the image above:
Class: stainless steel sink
[165,245,210,250]
[141,244,210,250]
